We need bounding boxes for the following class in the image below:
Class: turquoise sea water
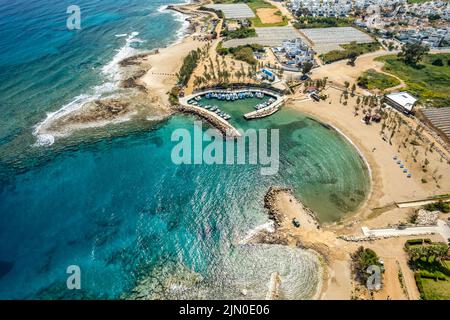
[0,0,370,299]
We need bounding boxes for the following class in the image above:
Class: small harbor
[179,88,285,135]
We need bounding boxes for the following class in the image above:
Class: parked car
[300,74,309,81]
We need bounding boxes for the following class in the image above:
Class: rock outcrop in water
[121,70,148,93]
[264,186,292,226]
[265,272,281,300]
[264,186,320,228]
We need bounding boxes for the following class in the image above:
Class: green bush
[357,69,400,90]
[424,200,450,213]
[217,43,262,65]
[177,49,201,86]
[432,58,444,66]
[320,42,380,64]
[294,16,352,29]
[221,26,256,39]
[406,239,432,246]
[415,273,426,299]
[352,246,382,284]
[418,270,446,280]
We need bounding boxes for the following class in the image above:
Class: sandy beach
[30,1,449,300]
[34,2,208,142]
[278,50,450,299]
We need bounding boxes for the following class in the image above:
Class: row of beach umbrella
[393,155,412,178]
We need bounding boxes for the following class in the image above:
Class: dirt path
[374,258,405,300]
[267,0,294,21]
[398,259,421,300]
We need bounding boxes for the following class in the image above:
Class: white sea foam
[33,33,143,146]
[156,2,191,43]
[157,5,168,13]
[173,11,190,41]
[34,2,190,147]
[239,221,275,245]
[102,32,143,83]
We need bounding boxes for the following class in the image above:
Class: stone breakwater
[244,186,322,246]
[264,186,293,227]
[175,104,241,138]
[264,186,320,228]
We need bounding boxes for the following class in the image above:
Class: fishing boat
[256,92,264,98]
[225,94,231,101]
[210,106,217,111]
[195,96,201,101]
[205,93,211,99]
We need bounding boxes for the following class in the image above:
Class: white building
[384,92,418,114]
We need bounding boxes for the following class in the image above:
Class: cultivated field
[256,8,283,24]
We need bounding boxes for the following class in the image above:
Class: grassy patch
[294,16,353,29]
[421,278,450,300]
[407,0,432,3]
[320,42,380,64]
[250,14,288,27]
[357,69,400,91]
[416,259,450,300]
[248,0,288,27]
[407,243,450,300]
[376,53,450,107]
[221,26,256,39]
[217,42,262,65]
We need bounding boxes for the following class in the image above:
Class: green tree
[347,51,358,66]
[301,61,313,75]
[398,43,430,66]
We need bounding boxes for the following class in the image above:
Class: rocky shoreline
[244,186,322,247]
[264,186,321,229]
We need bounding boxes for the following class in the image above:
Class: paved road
[362,220,450,241]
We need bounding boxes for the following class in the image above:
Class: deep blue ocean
[0,0,370,299]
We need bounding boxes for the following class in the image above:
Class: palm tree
[235,70,241,83]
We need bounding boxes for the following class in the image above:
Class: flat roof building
[384,92,417,114]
